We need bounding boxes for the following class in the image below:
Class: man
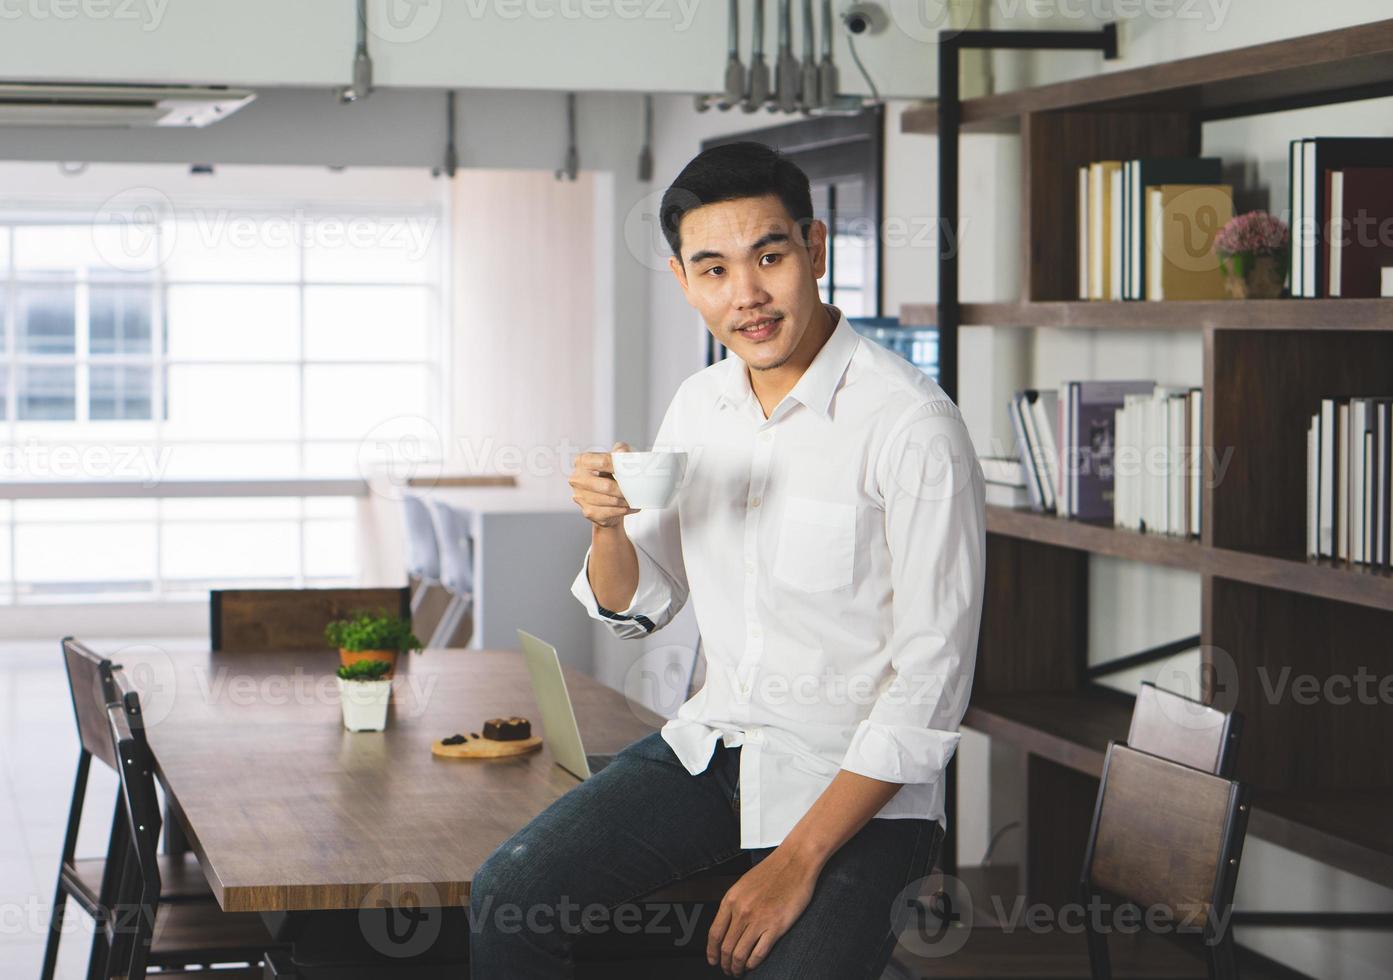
[470,141,985,979]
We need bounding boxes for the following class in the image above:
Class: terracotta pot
[1222,252,1286,300]
[339,648,399,677]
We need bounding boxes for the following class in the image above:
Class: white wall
[0,0,963,97]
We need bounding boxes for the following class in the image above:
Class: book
[1110,167,1125,302]
[1070,380,1154,522]
[1294,138,1393,296]
[1319,398,1341,558]
[1009,397,1045,512]
[1146,184,1234,300]
[1125,157,1224,300]
[1026,389,1061,510]
[980,456,1026,487]
[1326,167,1393,298]
[986,483,1032,509]
[1078,166,1091,300]
[1189,389,1203,538]
[1017,391,1056,512]
[1308,414,1319,559]
[1089,161,1123,301]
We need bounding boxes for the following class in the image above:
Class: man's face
[668,194,827,373]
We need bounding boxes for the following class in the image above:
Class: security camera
[841,2,887,35]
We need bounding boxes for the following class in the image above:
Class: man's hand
[706,846,821,976]
[569,442,638,529]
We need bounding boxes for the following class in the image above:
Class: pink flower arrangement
[1215,210,1289,257]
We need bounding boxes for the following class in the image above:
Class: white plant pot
[339,677,392,732]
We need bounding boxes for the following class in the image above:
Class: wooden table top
[118,647,660,913]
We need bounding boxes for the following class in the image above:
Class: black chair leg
[40,876,67,980]
[1084,920,1111,980]
[1207,932,1238,980]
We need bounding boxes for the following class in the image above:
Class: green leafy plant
[336,658,393,682]
[324,608,423,653]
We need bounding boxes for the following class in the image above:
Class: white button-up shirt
[572,308,986,848]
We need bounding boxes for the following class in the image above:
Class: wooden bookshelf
[914,17,1393,913]
[902,18,1393,134]
[901,299,1393,331]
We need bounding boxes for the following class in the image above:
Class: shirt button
[750,627,762,638]
[760,432,772,443]
[750,497,762,508]
[745,561,755,575]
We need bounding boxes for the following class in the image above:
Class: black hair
[659,141,815,262]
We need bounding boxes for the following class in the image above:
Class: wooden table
[120,647,660,914]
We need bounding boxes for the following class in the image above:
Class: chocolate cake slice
[483,716,531,741]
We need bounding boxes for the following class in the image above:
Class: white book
[1078,166,1091,300]
[1352,399,1367,563]
[1189,389,1203,538]
[1303,140,1318,297]
[1028,391,1062,512]
[1147,186,1165,301]
[1109,167,1124,301]
[1168,395,1186,536]
[1308,414,1319,559]
[1319,398,1338,557]
[1330,170,1345,298]
[1129,161,1144,300]
[1365,429,1376,565]
[1339,402,1351,562]
[1018,393,1055,512]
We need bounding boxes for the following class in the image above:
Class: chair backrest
[1082,743,1248,941]
[427,499,474,598]
[1127,681,1242,777]
[62,636,121,770]
[211,587,411,652]
[402,495,442,581]
[105,671,165,980]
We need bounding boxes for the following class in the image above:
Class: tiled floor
[0,635,208,980]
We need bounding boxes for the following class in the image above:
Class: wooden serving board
[431,734,543,760]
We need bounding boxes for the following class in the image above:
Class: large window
[0,199,446,602]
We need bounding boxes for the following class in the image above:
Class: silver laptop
[518,629,615,780]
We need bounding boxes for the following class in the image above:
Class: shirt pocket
[772,496,856,593]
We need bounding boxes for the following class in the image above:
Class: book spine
[1009,396,1045,512]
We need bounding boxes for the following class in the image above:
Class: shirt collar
[715,306,859,421]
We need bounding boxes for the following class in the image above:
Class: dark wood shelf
[902,18,1393,134]
[900,299,1393,330]
[966,691,1393,888]
[986,506,1393,613]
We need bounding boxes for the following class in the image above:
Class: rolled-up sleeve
[570,399,690,639]
[839,400,986,785]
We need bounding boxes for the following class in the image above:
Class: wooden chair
[210,586,411,652]
[1080,743,1250,980]
[99,672,284,980]
[1126,681,1242,777]
[41,639,213,980]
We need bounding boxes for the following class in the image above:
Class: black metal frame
[933,25,1118,880]
[935,23,1117,403]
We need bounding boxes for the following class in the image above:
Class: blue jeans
[469,730,942,978]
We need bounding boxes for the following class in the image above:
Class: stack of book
[1076,157,1231,301]
[1113,386,1204,538]
[1307,396,1393,564]
[981,456,1029,509]
[1289,138,1393,298]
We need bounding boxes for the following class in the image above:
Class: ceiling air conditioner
[0,83,255,127]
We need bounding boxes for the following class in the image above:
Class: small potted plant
[337,658,393,732]
[324,608,423,678]
[1215,211,1290,299]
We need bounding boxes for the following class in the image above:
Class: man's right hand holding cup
[569,442,639,530]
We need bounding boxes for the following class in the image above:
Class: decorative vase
[338,677,393,732]
[1221,251,1286,299]
[339,648,398,677]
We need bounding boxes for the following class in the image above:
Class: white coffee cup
[611,451,688,509]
